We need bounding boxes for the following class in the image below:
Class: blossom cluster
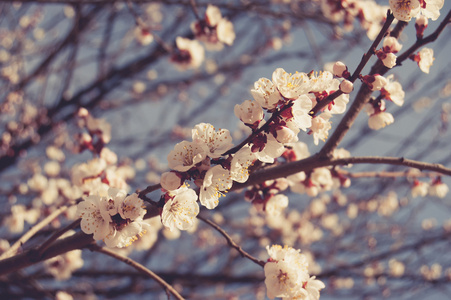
[171,5,235,70]
[77,187,149,248]
[389,0,444,22]
[264,245,325,299]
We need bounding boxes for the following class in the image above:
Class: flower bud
[333,61,349,78]
[415,15,428,39]
[339,80,354,94]
[78,107,89,118]
[160,171,182,191]
[382,37,402,53]
[381,52,397,69]
[362,74,387,91]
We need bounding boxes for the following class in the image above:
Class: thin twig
[337,169,434,179]
[310,11,395,115]
[0,205,69,260]
[35,218,81,257]
[189,0,201,20]
[88,244,185,300]
[138,183,162,198]
[223,103,293,156]
[197,215,266,267]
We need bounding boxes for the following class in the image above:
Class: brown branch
[0,205,69,260]
[138,183,162,198]
[0,231,95,277]
[88,244,185,300]
[310,11,395,115]
[231,155,451,191]
[337,169,434,179]
[35,218,81,257]
[197,215,266,267]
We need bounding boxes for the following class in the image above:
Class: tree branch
[197,215,266,267]
[88,244,185,300]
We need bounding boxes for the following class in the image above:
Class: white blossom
[368,112,394,130]
[411,181,429,197]
[417,47,434,74]
[390,0,444,21]
[173,37,205,70]
[310,112,332,145]
[272,68,311,99]
[167,140,207,172]
[217,19,235,46]
[192,123,233,158]
[381,52,397,68]
[77,194,111,240]
[429,182,449,198]
[287,95,313,132]
[199,165,232,209]
[234,100,263,125]
[160,171,182,191]
[383,74,405,106]
[162,187,199,231]
[230,146,256,183]
[251,78,281,110]
[266,194,289,217]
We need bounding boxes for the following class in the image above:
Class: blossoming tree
[0,0,450,299]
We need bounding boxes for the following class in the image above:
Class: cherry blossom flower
[254,133,286,163]
[429,178,449,198]
[119,193,146,221]
[415,47,434,74]
[251,77,281,110]
[85,114,112,144]
[329,93,350,115]
[167,140,207,172]
[264,245,323,300]
[272,68,311,99]
[71,158,107,188]
[383,36,402,53]
[104,219,149,248]
[275,126,297,144]
[217,18,236,46]
[285,95,313,132]
[192,123,233,158]
[309,71,335,92]
[160,171,182,191]
[389,0,444,21]
[265,194,289,217]
[199,165,232,209]
[161,187,199,231]
[411,180,429,197]
[134,27,153,46]
[230,146,256,183]
[379,52,397,68]
[234,100,264,126]
[77,194,111,240]
[382,74,405,106]
[191,5,235,50]
[362,74,387,91]
[309,112,332,145]
[368,111,395,130]
[171,37,205,70]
